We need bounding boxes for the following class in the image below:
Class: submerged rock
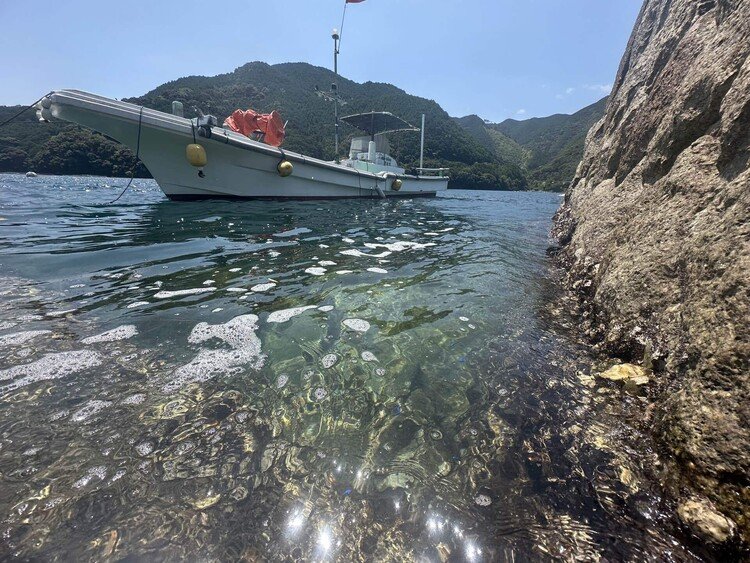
[596,363,650,386]
[677,498,737,545]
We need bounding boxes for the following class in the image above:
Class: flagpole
[332,1,348,161]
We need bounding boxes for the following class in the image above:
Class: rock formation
[553,0,749,545]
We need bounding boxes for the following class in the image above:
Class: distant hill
[0,62,526,191]
[455,97,608,191]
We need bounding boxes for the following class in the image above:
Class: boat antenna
[332,0,361,161]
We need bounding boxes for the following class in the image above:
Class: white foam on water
[212,308,223,313]
[71,400,113,422]
[203,279,216,286]
[318,305,334,313]
[318,261,337,267]
[276,374,289,389]
[81,325,138,344]
[335,270,354,275]
[364,241,436,252]
[17,315,43,322]
[342,237,355,244]
[459,317,469,322]
[376,368,386,376]
[135,441,154,456]
[343,319,371,332]
[229,268,242,273]
[0,350,104,391]
[227,288,248,293]
[122,393,146,405]
[367,268,388,274]
[0,330,51,347]
[154,287,215,299]
[305,267,327,276]
[165,315,265,392]
[321,354,338,368]
[361,351,378,362]
[126,301,150,308]
[267,306,317,324]
[74,465,107,489]
[268,250,281,258]
[47,309,77,317]
[340,249,366,257]
[319,244,330,249]
[274,227,312,238]
[0,321,17,330]
[251,282,276,292]
[425,232,440,236]
[69,283,86,289]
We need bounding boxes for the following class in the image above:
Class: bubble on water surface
[267,306,317,324]
[276,374,289,389]
[0,350,103,392]
[318,260,337,267]
[342,319,371,333]
[474,494,492,507]
[136,442,154,456]
[122,393,146,405]
[376,368,386,376]
[321,354,338,368]
[314,387,328,401]
[305,267,327,276]
[81,325,137,344]
[251,282,276,292]
[71,400,113,422]
[165,315,264,392]
[154,287,215,299]
[361,351,378,362]
[74,466,107,489]
[459,317,469,322]
[0,330,51,347]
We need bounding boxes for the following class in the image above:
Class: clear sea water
[0,174,701,561]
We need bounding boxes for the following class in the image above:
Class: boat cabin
[341,112,418,175]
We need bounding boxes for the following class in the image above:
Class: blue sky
[0,0,642,121]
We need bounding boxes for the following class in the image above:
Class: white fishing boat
[35,90,449,200]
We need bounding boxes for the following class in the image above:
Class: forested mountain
[454,97,608,191]
[0,62,604,191]
[0,62,526,191]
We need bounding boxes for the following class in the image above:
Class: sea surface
[0,174,701,561]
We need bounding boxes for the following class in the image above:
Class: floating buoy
[186,144,207,167]
[277,160,293,177]
[25,171,37,178]
[392,178,403,191]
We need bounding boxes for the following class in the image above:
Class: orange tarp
[223,109,286,147]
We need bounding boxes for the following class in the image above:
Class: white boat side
[40,90,449,200]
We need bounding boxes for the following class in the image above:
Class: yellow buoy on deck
[277,160,293,177]
[186,144,207,167]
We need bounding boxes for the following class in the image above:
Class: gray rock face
[553,0,749,541]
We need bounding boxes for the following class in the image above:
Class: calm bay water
[0,174,699,561]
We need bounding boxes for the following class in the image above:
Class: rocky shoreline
[552,0,749,551]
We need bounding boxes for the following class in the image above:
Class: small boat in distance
[35,91,449,201]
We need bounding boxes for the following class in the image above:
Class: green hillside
[0,62,527,191]
[455,97,607,191]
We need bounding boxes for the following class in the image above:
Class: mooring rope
[107,105,145,204]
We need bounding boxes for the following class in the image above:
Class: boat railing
[417,167,450,178]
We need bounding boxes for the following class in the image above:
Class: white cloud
[565,87,575,95]
[516,109,527,115]
[583,83,613,94]
[555,93,565,100]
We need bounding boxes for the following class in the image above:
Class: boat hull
[42,90,449,200]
